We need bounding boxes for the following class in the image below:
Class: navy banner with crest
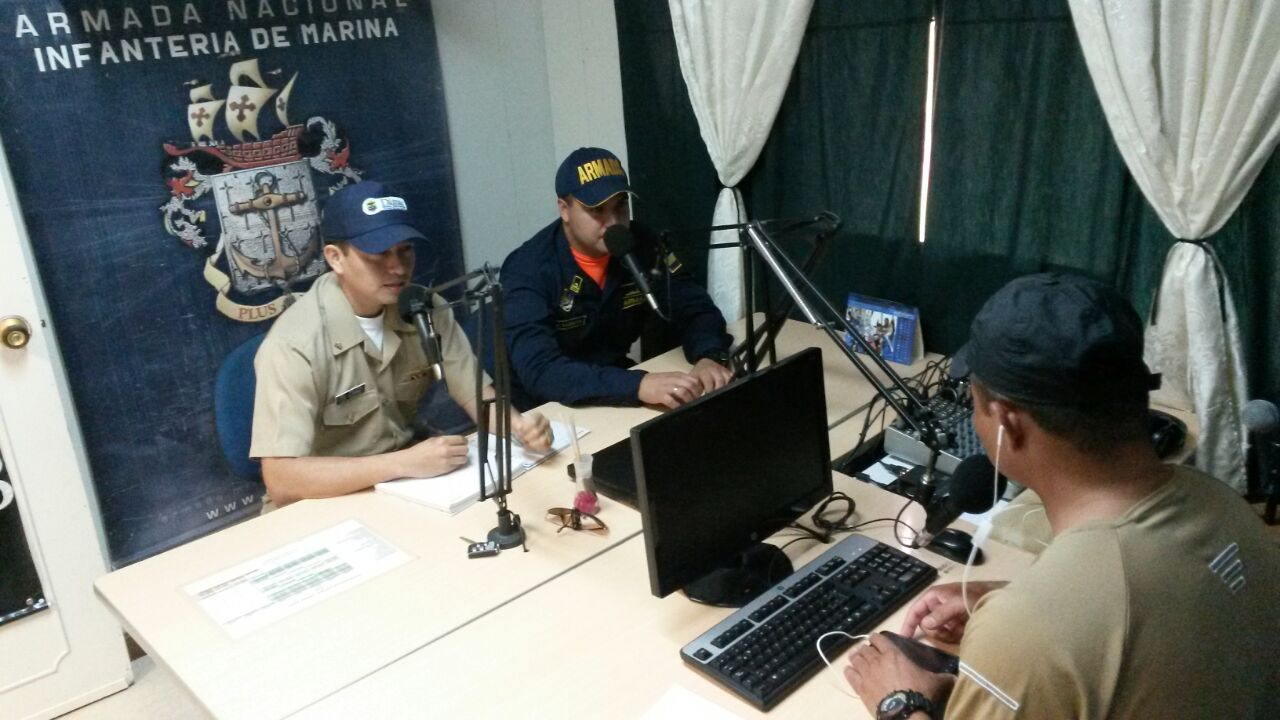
[0,1,463,565]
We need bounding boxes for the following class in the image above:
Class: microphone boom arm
[741,221,931,433]
[734,219,950,507]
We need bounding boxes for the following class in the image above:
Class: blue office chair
[214,333,267,480]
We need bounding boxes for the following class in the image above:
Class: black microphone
[1243,399,1279,524]
[397,284,444,382]
[603,224,663,317]
[918,454,1007,545]
[1243,399,1279,435]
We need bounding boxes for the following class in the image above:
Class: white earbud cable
[815,631,870,699]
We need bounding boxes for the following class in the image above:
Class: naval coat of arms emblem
[160,58,361,322]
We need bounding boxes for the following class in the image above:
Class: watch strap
[877,689,935,720]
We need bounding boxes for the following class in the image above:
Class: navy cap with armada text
[321,181,425,254]
[555,147,635,207]
[953,272,1161,407]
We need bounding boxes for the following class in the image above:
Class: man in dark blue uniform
[498,147,733,411]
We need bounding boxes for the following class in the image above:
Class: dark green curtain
[615,2,722,283]
[745,2,932,320]
[614,0,1280,402]
[919,0,1139,352]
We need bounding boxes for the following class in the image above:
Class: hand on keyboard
[899,580,1007,644]
[844,633,955,717]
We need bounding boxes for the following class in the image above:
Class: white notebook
[374,421,586,514]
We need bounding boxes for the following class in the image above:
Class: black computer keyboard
[680,534,937,711]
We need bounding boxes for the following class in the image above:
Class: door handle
[1,315,32,349]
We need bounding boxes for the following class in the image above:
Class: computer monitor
[631,347,831,606]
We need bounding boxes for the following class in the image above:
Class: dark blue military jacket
[496,219,730,410]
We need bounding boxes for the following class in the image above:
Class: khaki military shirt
[250,272,486,459]
[947,465,1280,719]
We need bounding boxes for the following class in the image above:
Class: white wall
[540,0,629,164]
[432,0,628,270]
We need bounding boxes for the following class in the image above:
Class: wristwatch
[877,689,935,720]
[699,348,731,367]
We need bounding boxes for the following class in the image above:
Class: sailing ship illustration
[165,59,305,171]
[160,58,360,322]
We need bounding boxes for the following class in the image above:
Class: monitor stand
[682,543,794,608]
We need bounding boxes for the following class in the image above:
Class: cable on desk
[786,502,920,549]
[890,497,920,548]
[767,534,823,579]
[854,392,891,451]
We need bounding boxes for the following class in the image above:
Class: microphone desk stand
[426,265,525,550]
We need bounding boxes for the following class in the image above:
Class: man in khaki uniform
[251,181,552,507]
[845,273,1279,719]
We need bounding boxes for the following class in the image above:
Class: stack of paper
[375,421,586,514]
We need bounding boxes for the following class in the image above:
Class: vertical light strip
[918,11,940,244]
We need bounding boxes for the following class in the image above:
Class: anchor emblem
[226,170,317,281]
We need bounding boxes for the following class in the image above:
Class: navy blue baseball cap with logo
[555,147,635,207]
[321,181,425,253]
[952,272,1161,406]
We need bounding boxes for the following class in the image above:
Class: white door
[0,136,131,716]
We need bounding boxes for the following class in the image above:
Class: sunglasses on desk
[545,507,609,536]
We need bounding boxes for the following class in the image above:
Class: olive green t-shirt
[948,465,1279,719]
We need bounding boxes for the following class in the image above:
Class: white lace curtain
[668,0,815,321]
[1069,0,1280,492]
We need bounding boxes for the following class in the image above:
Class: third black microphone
[917,454,1007,546]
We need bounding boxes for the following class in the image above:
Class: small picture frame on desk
[842,293,922,365]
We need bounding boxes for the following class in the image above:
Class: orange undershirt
[570,247,611,289]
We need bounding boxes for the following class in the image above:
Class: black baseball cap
[555,147,634,207]
[953,272,1160,406]
[320,181,425,253]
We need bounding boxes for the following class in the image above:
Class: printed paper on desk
[374,420,587,514]
[185,520,410,638]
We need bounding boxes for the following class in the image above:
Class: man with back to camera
[844,273,1279,719]
[250,181,552,507]
[496,147,734,411]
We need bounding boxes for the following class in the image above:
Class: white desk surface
[93,465,644,719]
[93,318,945,719]
[297,473,1033,719]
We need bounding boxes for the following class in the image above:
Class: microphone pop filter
[396,283,431,321]
[603,224,635,256]
[947,454,1007,514]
